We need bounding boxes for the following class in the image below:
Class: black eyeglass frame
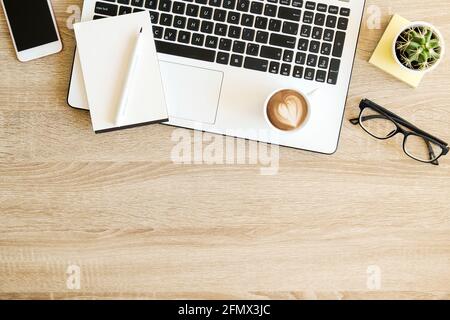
[350,99,449,165]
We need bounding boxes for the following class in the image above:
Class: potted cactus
[393,22,444,72]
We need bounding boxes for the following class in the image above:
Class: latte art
[266,90,309,131]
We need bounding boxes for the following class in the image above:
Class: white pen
[115,27,144,126]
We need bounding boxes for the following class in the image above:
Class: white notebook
[74,12,168,133]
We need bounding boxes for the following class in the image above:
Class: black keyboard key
[152,25,163,38]
[200,6,213,19]
[280,63,291,76]
[230,54,244,67]
[119,6,132,14]
[321,42,331,55]
[268,18,282,32]
[297,38,308,51]
[278,6,301,21]
[242,28,255,41]
[282,21,299,35]
[159,0,172,11]
[318,56,329,69]
[145,0,158,9]
[305,1,315,10]
[269,61,280,74]
[131,0,144,6]
[223,0,236,9]
[292,0,303,8]
[237,0,250,12]
[328,5,338,14]
[323,28,334,41]
[228,25,242,38]
[227,11,241,24]
[295,52,306,64]
[133,8,145,12]
[205,35,218,48]
[327,70,338,84]
[209,0,221,7]
[329,58,340,72]
[244,57,268,72]
[255,16,268,29]
[164,28,177,41]
[306,54,317,66]
[232,40,246,53]
[155,40,216,62]
[303,11,314,24]
[219,38,232,50]
[187,18,201,31]
[312,27,322,39]
[315,70,326,82]
[246,43,259,56]
[93,15,105,19]
[332,31,345,57]
[195,0,207,3]
[304,68,314,80]
[250,1,263,14]
[266,0,277,3]
[326,15,337,28]
[337,17,349,30]
[241,14,254,27]
[300,24,311,37]
[173,1,186,13]
[283,50,293,62]
[255,30,269,43]
[217,51,230,64]
[214,23,227,35]
[260,45,282,60]
[270,33,296,49]
[309,40,320,53]
[174,15,187,28]
[264,4,277,17]
[178,30,191,43]
[280,0,290,5]
[201,20,214,33]
[94,2,118,16]
[317,3,327,12]
[214,9,227,21]
[186,4,199,16]
[314,13,325,26]
[293,66,303,78]
[340,7,350,16]
[191,33,205,45]
[160,13,173,25]
[149,10,159,23]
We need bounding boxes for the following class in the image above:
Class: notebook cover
[369,14,424,88]
[74,12,168,133]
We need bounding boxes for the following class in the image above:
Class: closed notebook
[369,14,424,88]
[74,12,168,133]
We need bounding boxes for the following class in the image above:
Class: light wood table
[0,0,449,300]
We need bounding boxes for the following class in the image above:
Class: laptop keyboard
[93,0,350,85]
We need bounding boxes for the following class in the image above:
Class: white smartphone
[1,0,62,62]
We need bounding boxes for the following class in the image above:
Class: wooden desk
[0,0,449,299]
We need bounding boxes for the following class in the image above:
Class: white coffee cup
[264,88,314,133]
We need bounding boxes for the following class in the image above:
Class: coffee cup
[264,88,312,133]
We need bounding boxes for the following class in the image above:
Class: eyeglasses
[350,99,449,165]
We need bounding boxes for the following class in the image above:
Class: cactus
[396,26,442,71]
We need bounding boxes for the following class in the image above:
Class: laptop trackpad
[159,61,223,124]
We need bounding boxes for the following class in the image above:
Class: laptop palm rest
[159,61,223,124]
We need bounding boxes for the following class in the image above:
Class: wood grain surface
[0,0,449,300]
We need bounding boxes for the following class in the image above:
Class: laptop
[68,0,366,154]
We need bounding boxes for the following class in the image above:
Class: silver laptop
[68,0,365,154]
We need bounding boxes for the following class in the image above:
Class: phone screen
[3,0,58,52]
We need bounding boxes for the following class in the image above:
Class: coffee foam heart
[266,90,308,131]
